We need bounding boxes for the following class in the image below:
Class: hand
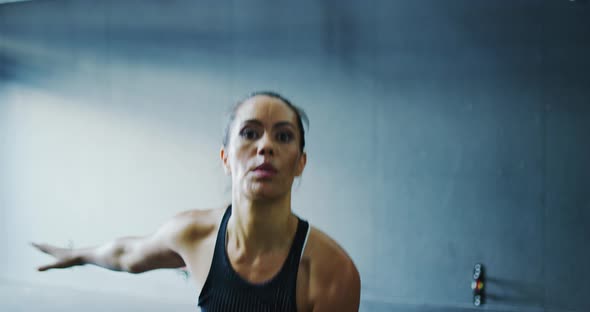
[31,242,82,271]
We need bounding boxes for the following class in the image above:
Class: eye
[276,131,294,143]
[239,127,260,140]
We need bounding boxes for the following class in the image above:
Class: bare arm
[32,213,194,274]
[311,259,361,312]
[306,228,361,312]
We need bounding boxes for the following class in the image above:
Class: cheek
[286,151,302,173]
[231,145,253,174]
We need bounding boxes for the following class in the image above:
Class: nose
[257,132,274,156]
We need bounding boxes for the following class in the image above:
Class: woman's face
[221,95,307,201]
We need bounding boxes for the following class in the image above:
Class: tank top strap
[285,214,310,269]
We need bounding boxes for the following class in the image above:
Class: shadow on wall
[0,37,101,90]
[0,36,74,95]
[486,277,545,308]
[0,51,44,87]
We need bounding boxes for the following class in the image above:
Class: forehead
[235,95,298,124]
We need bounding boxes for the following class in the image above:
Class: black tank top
[198,205,310,312]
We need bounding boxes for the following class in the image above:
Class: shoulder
[157,206,227,250]
[303,226,361,311]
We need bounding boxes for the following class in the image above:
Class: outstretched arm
[32,213,192,274]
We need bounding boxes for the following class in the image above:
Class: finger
[31,242,49,252]
[37,258,78,271]
[37,264,55,272]
[32,244,55,256]
[31,243,63,257]
[37,261,61,271]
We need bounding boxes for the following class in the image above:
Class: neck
[227,192,296,255]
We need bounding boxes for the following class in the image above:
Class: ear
[220,146,231,175]
[295,152,307,177]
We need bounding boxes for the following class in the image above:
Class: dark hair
[222,91,309,153]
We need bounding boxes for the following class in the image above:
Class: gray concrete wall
[1,1,589,311]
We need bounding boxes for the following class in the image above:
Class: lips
[254,163,277,172]
[252,163,278,178]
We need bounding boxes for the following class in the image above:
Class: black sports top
[198,205,310,312]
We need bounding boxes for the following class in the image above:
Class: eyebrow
[241,119,296,130]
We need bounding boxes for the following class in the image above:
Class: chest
[181,235,312,311]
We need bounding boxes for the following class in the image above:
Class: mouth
[252,163,278,178]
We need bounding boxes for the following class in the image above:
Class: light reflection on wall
[0,85,227,302]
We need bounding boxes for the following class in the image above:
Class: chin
[245,182,284,200]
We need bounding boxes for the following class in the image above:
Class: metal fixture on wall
[471,263,485,307]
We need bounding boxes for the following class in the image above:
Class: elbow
[118,251,145,274]
[110,239,145,274]
[123,259,147,274]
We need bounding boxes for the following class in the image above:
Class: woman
[32,91,361,311]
